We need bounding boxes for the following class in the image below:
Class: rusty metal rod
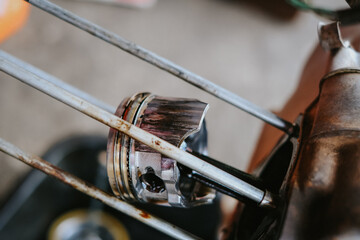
[24,0,294,134]
[0,50,274,207]
[0,138,200,240]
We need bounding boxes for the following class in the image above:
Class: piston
[107,92,215,207]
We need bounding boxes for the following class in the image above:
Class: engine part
[280,21,360,239]
[107,92,215,207]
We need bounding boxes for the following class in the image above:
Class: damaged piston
[107,92,215,207]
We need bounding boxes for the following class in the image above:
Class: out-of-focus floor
[0,0,323,196]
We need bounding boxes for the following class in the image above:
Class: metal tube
[0,51,116,114]
[0,50,270,206]
[0,138,199,240]
[24,0,293,134]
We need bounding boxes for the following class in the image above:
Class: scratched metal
[24,0,294,134]
[0,138,200,240]
[134,96,208,152]
[107,93,215,207]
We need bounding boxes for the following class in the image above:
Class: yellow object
[48,209,130,240]
[0,0,30,43]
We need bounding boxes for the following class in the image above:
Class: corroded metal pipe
[0,50,274,207]
[0,138,199,240]
[24,0,294,134]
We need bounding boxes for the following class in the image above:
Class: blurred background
[0,0,338,199]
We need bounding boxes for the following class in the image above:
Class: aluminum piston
[107,92,215,207]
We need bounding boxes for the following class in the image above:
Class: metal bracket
[318,22,348,51]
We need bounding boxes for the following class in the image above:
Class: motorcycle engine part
[107,92,215,207]
[279,23,360,239]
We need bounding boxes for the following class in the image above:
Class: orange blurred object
[0,0,30,43]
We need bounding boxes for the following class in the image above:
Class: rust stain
[139,211,151,219]
[155,140,161,146]
[116,119,131,132]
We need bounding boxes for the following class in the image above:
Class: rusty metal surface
[318,22,347,51]
[313,74,360,135]
[0,138,200,240]
[280,72,360,239]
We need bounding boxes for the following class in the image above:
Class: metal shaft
[0,50,272,207]
[24,0,293,134]
[0,51,116,114]
[0,138,199,240]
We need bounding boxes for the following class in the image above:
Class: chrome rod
[24,0,293,134]
[0,50,274,207]
[0,138,199,240]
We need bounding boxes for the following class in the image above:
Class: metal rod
[0,51,116,114]
[0,50,273,207]
[0,138,199,240]
[24,0,294,134]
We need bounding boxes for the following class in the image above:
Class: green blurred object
[288,0,360,24]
